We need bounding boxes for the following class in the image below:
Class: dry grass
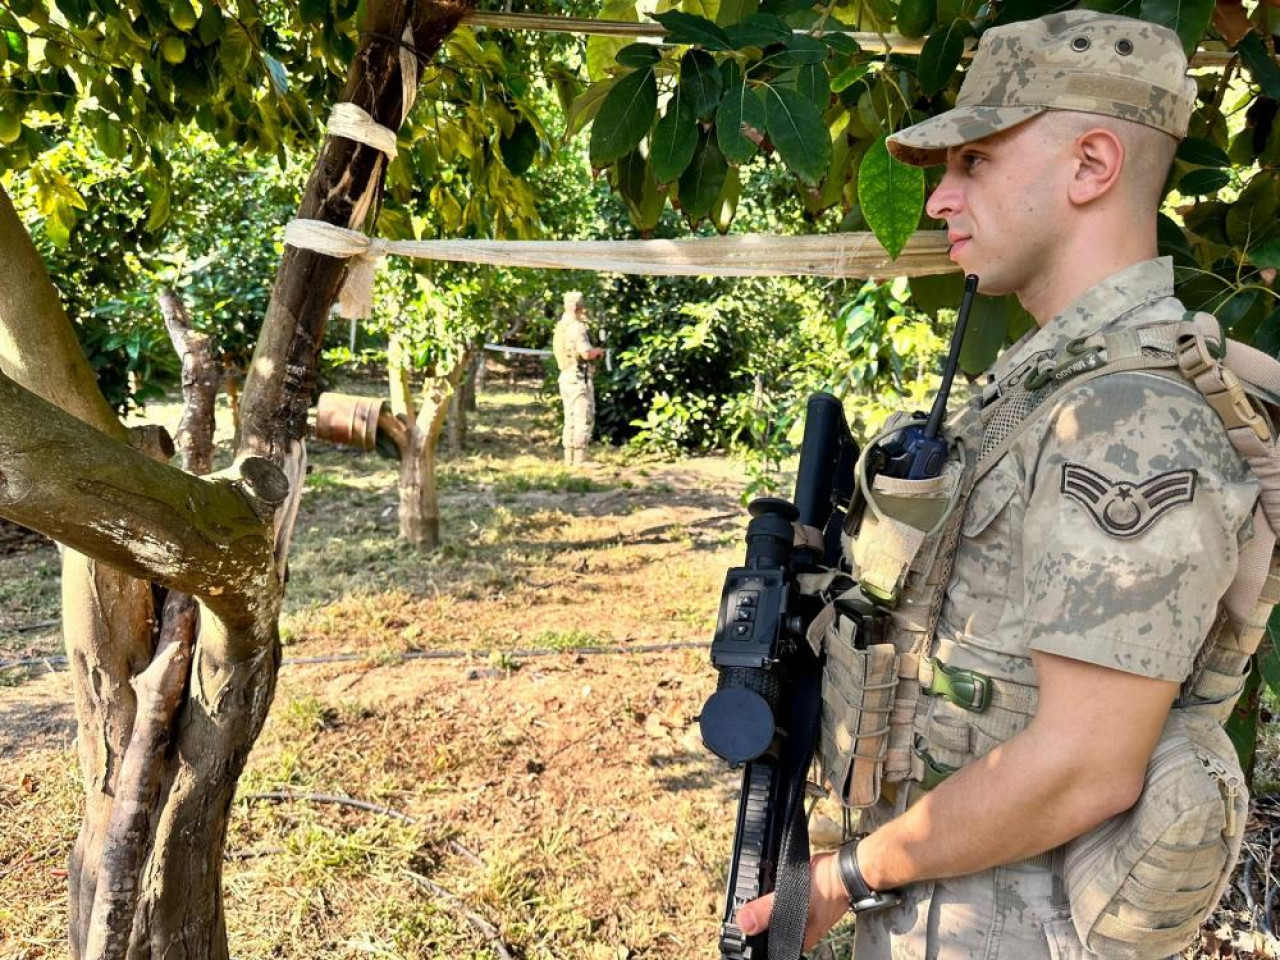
[1,374,1278,959]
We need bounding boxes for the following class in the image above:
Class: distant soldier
[552,291,603,466]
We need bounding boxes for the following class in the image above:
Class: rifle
[698,276,981,959]
[698,393,859,960]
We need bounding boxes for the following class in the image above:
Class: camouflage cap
[887,12,1196,166]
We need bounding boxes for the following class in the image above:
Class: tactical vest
[814,311,1280,958]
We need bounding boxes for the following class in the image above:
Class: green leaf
[589,67,657,167]
[715,0,760,25]
[711,163,741,233]
[716,67,766,163]
[616,42,662,67]
[1178,168,1231,196]
[1250,236,1280,271]
[614,149,667,231]
[1226,175,1279,248]
[831,62,871,93]
[680,49,724,119]
[761,83,830,184]
[651,10,733,50]
[724,12,791,45]
[588,0,640,81]
[651,90,699,182]
[1251,306,1280,357]
[909,272,964,314]
[1176,137,1230,168]
[1140,0,1214,56]
[145,183,171,233]
[896,0,936,38]
[760,0,815,14]
[1239,32,1280,100]
[566,78,618,141]
[776,62,829,108]
[958,294,1010,375]
[820,31,860,55]
[993,0,1076,25]
[774,32,827,65]
[499,119,539,175]
[857,134,925,258]
[678,129,729,222]
[917,19,969,96]
[300,0,328,25]
[1156,212,1195,266]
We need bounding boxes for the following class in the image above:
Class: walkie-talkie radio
[869,274,980,482]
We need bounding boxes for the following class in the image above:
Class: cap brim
[886,106,1046,166]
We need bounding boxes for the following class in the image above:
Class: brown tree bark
[0,184,161,957]
[399,373,457,550]
[110,2,477,956]
[160,288,218,476]
[0,1,474,957]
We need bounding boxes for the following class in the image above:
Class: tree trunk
[0,1,474,956]
[399,370,457,550]
[471,352,486,407]
[447,381,466,453]
[0,185,160,958]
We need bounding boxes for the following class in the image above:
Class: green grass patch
[527,629,605,651]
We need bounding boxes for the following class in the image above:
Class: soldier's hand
[734,851,849,950]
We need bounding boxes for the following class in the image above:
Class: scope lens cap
[698,687,775,764]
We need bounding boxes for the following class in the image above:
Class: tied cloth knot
[283,219,390,319]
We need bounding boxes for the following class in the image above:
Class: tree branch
[160,289,218,476]
[237,0,477,466]
[0,371,280,626]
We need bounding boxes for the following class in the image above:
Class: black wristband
[837,840,874,904]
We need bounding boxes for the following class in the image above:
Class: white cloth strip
[461,12,1233,66]
[326,102,399,159]
[483,344,554,357]
[283,217,957,319]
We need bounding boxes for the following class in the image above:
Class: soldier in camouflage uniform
[736,11,1260,957]
[553,291,604,466]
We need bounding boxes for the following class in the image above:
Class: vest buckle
[923,656,991,712]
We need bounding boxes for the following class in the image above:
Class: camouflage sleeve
[1020,372,1259,681]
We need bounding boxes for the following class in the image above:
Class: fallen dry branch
[404,869,515,960]
[240,791,415,823]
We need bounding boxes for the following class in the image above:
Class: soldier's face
[925,118,1069,298]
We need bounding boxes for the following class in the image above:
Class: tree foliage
[572,0,1280,374]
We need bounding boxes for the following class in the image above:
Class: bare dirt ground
[1,374,1277,959]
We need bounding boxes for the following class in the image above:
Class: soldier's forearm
[855,724,1137,891]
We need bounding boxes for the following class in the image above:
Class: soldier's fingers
[736,893,774,936]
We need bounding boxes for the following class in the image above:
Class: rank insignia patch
[1060,464,1197,539]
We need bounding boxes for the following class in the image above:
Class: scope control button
[734,624,752,638]
[739,591,759,607]
[735,606,756,623]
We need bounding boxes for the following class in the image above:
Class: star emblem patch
[1060,463,1197,539]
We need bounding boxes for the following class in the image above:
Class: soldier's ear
[1067,128,1125,207]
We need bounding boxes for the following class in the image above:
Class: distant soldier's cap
[887,11,1196,166]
